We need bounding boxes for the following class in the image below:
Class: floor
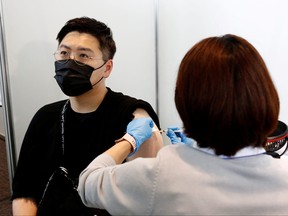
[0,137,12,215]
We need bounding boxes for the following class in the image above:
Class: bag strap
[60,100,69,156]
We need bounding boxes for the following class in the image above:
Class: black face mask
[54,60,105,96]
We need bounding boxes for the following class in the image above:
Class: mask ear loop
[91,61,107,86]
[92,77,104,86]
[93,61,107,71]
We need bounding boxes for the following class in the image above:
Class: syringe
[153,128,183,133]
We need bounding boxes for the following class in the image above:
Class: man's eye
[60,51,69,56]
[79,53,90,59]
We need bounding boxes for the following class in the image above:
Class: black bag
[37,166,111,216]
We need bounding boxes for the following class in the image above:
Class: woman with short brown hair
[175,34,279,156]
[78,34,288,215]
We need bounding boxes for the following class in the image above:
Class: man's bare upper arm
[126,108,164,160]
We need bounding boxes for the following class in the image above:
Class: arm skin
[106,138,134,164]
[127,108,164,161]
[12,198,37,216]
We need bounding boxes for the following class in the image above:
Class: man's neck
[69,87,108,113]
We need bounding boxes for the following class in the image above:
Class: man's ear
[103,59,113,78]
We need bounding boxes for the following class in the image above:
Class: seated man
[11,17,163,216]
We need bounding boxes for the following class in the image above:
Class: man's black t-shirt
[12,87,160,204]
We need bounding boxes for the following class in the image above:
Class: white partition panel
[158,0,288,131]
[1,0,156,160]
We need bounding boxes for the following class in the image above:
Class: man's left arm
[126,108,164,160]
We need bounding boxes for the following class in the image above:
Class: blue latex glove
[126,117,154,154]
[166,127,193,145]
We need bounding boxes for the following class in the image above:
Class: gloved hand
[126,117,154,155]
[166,127,194,145]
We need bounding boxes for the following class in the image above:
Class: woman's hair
[175,34,279,156]
[56,17,116,61]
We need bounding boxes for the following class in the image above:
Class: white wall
[158,0,288,130]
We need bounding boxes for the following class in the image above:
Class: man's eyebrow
[59,44,71,50]
[77,47,94,53]
[58,45,94,53]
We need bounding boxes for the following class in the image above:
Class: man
[12,17,163,216]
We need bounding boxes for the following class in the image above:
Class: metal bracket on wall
[0,0,16,192]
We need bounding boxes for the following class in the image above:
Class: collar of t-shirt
[190,142,266,159]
